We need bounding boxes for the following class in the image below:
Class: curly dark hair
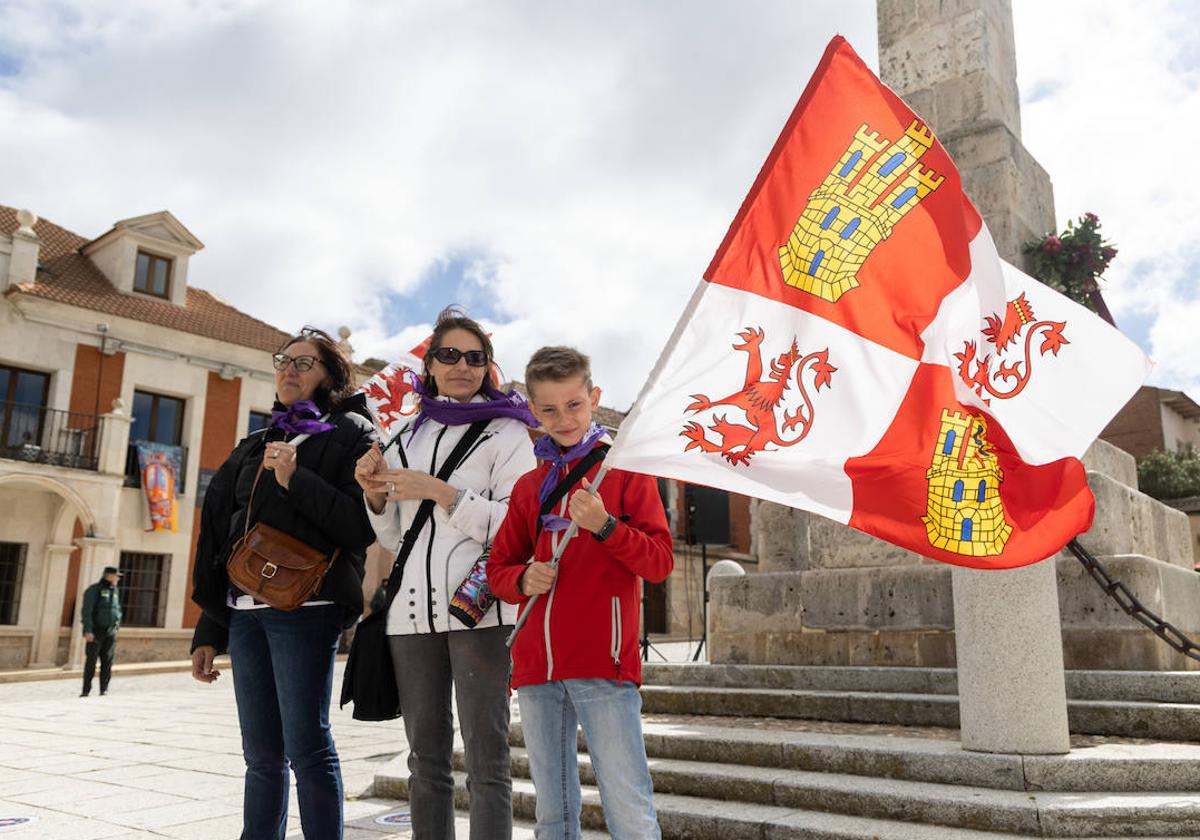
[278,326,356,410]
[422,305,497,397]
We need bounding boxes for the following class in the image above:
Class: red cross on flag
[606,36,1150,570]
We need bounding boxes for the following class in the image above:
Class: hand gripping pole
[505,464,611,648]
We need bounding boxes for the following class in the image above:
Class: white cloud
[0,0,877,407]
[12,2,1193,410]
[1012,0,1200,399]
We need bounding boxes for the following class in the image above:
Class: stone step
[505,717,1200,793]
[643,663,1200,704]
[638,684,1200,741]
[381,767,1195,839]
[482,745,1200,836]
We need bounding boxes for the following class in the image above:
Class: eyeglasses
[272,353,322,372]
[431,347,489,368]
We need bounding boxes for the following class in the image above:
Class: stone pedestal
[952,560,1071,754]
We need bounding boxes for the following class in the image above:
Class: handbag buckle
[261,562,278,579]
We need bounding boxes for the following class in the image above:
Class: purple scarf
[411,375,538,434]
[270,400,335,435]
[534,422,606,533]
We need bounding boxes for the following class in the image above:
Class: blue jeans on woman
[229,604,344,840]
[517,679,660,840]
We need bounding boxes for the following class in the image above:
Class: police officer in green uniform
[80,566,122,697]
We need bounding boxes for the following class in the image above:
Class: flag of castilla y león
[606,36,1150,570]
[359,336,504,443]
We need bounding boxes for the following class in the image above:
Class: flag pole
[505,282,709,649]
[505,463,612,648]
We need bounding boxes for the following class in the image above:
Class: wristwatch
[593,514,618,542]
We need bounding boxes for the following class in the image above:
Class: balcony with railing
[0,401,100,471]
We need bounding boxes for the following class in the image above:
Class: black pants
[82,630,117,694]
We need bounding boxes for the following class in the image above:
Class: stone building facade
[0,204,291,668]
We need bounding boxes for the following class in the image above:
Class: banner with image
[136,441,183,533]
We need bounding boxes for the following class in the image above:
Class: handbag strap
[534,444,610,542]
[378,420,491,614]
[241,415,331,539]
[242,463,267,542]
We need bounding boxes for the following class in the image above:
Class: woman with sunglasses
[190,327,377,840]
[355,306,537,840]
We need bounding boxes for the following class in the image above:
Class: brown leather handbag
[226,464,339,611]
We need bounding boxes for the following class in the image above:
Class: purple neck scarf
[411,375,538,434]
[534,422,606,533]
[270,400,335,435]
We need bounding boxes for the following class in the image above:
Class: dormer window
[134,251,172,298]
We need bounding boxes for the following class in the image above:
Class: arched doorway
[0,473,98,667]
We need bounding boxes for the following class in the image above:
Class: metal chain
[1066,539,1200,662]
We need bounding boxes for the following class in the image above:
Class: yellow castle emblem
[922,409,1012,557]
[779,120,944,303]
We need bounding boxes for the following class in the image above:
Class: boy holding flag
[489,346,673,839]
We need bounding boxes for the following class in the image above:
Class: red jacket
[489,447,674,689]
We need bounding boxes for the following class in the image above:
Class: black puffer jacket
[190,394,377,652]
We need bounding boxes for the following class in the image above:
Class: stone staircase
[374,663,1200,837]
[640,663,1200,741]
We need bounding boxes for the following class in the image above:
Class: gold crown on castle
[779,120,945,303]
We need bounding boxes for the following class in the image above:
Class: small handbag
[340,420,490,721]
[226,462,339,611]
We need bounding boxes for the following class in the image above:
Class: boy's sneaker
[79,692,89,697]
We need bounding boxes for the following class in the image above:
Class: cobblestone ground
[0,662,460,838]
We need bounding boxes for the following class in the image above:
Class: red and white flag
[360,335,505,439]
[606,36,1150,570]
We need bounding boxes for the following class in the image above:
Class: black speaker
[685,484,730,545]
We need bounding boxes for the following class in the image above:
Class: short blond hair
[525,346,592,396]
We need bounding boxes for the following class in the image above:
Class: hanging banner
[136,441,182,533]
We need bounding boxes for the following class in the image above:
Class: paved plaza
[0,643,699,838]
[0,661,453,838]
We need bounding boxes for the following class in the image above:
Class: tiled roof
[1,205,293,354]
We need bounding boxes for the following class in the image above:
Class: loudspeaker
[685,484,730,545]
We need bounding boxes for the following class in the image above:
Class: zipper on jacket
[611,596,622,681]
[425,426,448,633]
[544,512,567,682]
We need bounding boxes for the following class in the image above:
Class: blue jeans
[517,679,660,840]
[229,605,344,840]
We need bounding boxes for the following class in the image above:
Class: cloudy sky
[1,1,1196,408]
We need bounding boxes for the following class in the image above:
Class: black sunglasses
[431,347,489,367]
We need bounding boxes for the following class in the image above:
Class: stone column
[30,544,75,667]
[750,501,810,572]
[67,536,118,668]
[877,0,1056,261]
[878,0,1069,754]
[951,562,1070,753]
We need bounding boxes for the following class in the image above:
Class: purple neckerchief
[270,400,335,435]
[411,374,538,434]
[534,423,606,533]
